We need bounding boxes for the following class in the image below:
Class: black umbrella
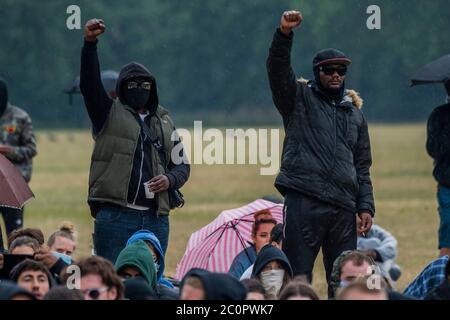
[63,70,119,104]
[411,54,450,86]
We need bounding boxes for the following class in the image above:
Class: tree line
[0,0,448,128]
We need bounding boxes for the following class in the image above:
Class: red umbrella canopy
[0,154,34,209]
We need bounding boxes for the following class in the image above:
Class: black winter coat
[267,29,375,215]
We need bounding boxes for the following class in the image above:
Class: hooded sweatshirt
[180,269,247,300]
[251,244,293,278]
[126,229,174,288]
[115,62,159,114]
[115,240,157,289]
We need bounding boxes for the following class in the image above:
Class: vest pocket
[92,153,131,201]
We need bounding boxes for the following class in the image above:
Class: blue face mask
[52,251,72,265]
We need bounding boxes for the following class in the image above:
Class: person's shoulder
[425,255,449,272]
[296,78,312,91]
[156,105,170,116]
[343,89,364,111]
[244,245,257,254]
[430,103,450,118]
[156,105,174,121]
[234,246,255,260]
[9,105,31,119]
[157,106,179,132]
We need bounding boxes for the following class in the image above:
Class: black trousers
[0,207,24,252]
[282,189,357,297]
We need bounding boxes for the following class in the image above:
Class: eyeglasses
[126,81,152,90]
[82,287,109,300]
[320,66,347,76]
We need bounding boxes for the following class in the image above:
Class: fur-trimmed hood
[298,78,363,109]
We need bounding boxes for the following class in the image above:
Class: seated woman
[228,209,277,279]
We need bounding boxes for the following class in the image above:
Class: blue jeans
[93,205,169,263]
[437,185,450,249]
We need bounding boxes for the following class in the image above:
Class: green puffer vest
[88,99,175,216]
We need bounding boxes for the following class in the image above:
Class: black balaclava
[123,77,151,110]
[0,78,8,117]
[312,48,351,103]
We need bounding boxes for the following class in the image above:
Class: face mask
[260,269,285,298]
[154,262,160,273]
[446,96,450,104]
[124,87,150,110]
[52,251,72,265]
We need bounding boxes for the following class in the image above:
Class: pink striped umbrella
[174,199,283,280]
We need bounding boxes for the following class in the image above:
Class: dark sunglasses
[320,66,347,76]
[82,287,109,300]
[126,81,152,90]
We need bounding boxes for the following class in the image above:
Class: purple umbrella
[0,154,34,209]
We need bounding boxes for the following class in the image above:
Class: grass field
[1,124,440,298]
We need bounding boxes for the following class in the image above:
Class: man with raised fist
[80,19,190,263]
[267,10,375,297]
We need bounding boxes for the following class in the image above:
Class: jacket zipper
[333,103,337,156]
[156,114,167,217]
[132,132,145,205]
[324,102,338,195]
[157,114,166,165]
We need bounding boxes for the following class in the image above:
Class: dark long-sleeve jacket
[267,29,375,215]
[426,103,450,187]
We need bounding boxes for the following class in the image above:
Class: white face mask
[260,269,285,298]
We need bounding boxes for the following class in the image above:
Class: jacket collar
[309,81,353,111]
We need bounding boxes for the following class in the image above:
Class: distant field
[0,124,440,298]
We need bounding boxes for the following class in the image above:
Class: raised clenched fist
[84,18,106,42]
[280,10,303,35]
